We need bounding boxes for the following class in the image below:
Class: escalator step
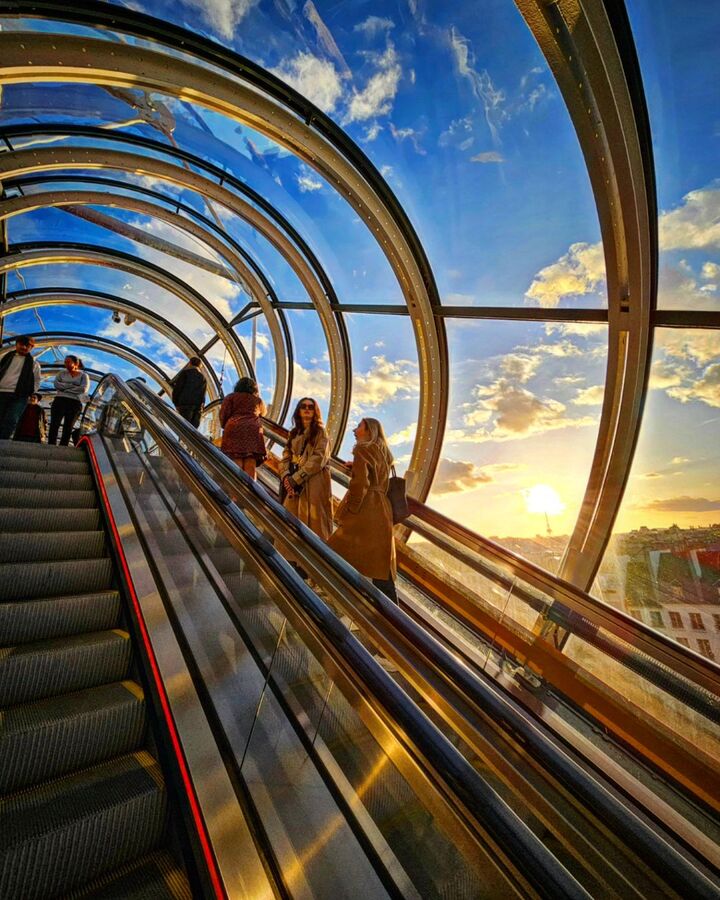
[0,470,94,491]
[0,531,105,564]
[0,590,121,645]
[0,454,90,476]
[0,629,131,706]
[0,507,101,534]
[0,750,167,900]
[0,439,86,461]
[67,850,192,899]
[0,680,146,794]
[0,557,113,602]
[0,487,97,509]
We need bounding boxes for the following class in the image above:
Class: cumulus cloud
[432,458,492,494]
[351,354,419,411]
[648,359,689,391]
[500,353,540,382]
[655,330,719,366]
[354,15,394,37]
[387,421,417,446]
[345,45,402,123]
[271,52,343,113]
[292,361,332,401]
[637,496,720,512]
[525,241,606,308]
[659,185,720,251]
[177,0,256,39]
[471,151,504,163]
[667,363,720,408]
[657,260,720,310]
[572,384,604,406]
[701,262,720,280]
[449,27,506,145]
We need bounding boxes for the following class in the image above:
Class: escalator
[0,438,192,899]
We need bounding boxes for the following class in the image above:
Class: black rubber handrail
[121,378,720,898]
[100,374,591,900]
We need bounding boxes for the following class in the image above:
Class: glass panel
[427,319,607,572]
[626,1,720,312]
[282,309,333,430]
[233,317,276,401]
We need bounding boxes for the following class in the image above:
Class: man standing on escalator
[171,356,207,429]
[0,335,42,440]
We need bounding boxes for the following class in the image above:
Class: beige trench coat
[278,426,333,541]
[328,442,396,581]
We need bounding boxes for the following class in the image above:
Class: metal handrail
[98,374,592,900]
[121,378,720,898]
[258,414,720,705]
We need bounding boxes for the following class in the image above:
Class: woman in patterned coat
[220,377,267,479]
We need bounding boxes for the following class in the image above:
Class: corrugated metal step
[0,438,86,461]
[0,470,94,491]
[67,850,192,899]
[0,454,90,476]
[0,680,146,794]
[0,531,105,564]
[0,487,97,510]
[0,750,167,900]
[0,557,113,602]
[0,507,101,534]
[0,629,131,706]
[0,589,121,646]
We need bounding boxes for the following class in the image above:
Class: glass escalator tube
[99,374,593,900]
[123,378,720,900]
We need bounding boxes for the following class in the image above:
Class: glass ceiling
[0,0,716,611]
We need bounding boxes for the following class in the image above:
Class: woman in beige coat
[328,417,397,603]
[279,398,333,565]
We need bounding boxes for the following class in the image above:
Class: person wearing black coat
[171,357,207,428]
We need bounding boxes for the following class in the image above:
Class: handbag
[387,465,409,524]
[279,440,306,503]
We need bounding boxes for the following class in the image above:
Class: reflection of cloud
[297,172,323,192]
[525,241,605,308]
[345,45,402,122]
[432,458,491,494]
[637,496,720,512]
[271,52,343,113]
[659,185,720,250]
[178,0,256,38]
[470,151,504,163]
[354,16,394,37]
[449,27,506,145]
[303,1,351,77]
[572,384,604,406]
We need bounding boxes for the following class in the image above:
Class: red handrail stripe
[79,437,226,900]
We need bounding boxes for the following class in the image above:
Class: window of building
[677,638,690,648]
[669,611,683,629]
[689,613,705,631]
[649,611,664,628]
[697,640,715,660]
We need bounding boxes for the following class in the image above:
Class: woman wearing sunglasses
[279,398,333,547]
[328,417,397,603]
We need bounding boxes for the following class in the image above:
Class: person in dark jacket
[0,335,42,440]
[171,357,207,428]
[13,393,47,443]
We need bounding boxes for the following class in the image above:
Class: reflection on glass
[428,320,607,570]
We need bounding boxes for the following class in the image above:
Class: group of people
[0,335,91,446]
[217,376,397,602]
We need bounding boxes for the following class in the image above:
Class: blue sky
[1,0,717,541]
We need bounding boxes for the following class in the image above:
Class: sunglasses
[299,403,315,410]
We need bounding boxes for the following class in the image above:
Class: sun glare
[523,484,566,516]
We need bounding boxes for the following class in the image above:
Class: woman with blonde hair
[328,417,398,602]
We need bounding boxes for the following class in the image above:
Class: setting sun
[523,484,566,516]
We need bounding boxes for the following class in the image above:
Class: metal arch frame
[0,287,223,401]
[516,0,657,590]
[0,331,173,393]
[0,147,351,449]
[0,241,254,389]
[0,187,287,412]
[0,25,447,499]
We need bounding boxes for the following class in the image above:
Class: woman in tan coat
[328,417,397,603]
[279,398,333,545]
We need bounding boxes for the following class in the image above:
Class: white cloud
[648,359,690,391]
[351,354,419,411]
[659,185,720,251]
[438,116,474,150]
[389,123,426,154]
[572,384,604,406]
[500,353,540,382]
[178,0,256,39]
[668,363,720,408]
[297,173,323,192]
[701,262,720,280]
[525,241,606,308]
[303,1,351,78]
[292,362,332,401]
[671,456,690,465]
[345,45,402,123]
[387,421,417,446]
[271,52,343,113]
[432,458,492,494]
[354,16,394,37]
[362,122,383,142]
[470,151,504,163]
